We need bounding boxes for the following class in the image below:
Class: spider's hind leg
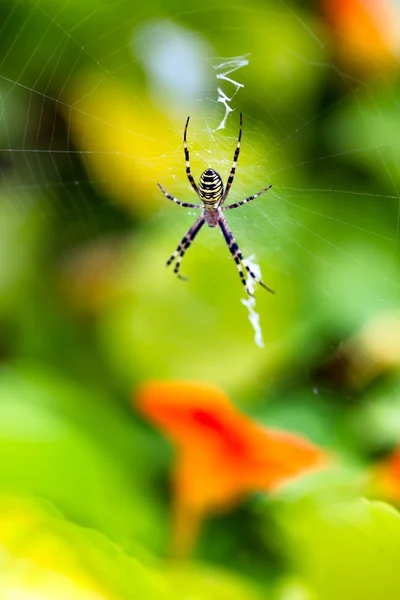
[218,214,274,296]
[166,253,188,281]
[243,261,275,294]
[218,215,253,296]
[166,216,205,281]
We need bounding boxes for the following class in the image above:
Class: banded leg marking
[218,214,252,295]
[220,112,243,204]
[243,263,275,294]
[184,117,199,195]
[218,215,275,295]
[158,183,200,209]
[166,216,205,280]
[222,184,272,211]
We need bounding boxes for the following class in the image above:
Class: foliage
[1,0,400,597]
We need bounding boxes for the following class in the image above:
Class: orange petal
[373,449,400,503]
[136,380,325,511]
[323,0,400,73]
[136,380,326,557]
[250,427,326,491]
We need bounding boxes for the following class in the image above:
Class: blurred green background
[2,0,400,597]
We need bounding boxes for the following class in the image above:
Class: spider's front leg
[222,184,272,211]
[166,216,205,280]
[158,183,200,209]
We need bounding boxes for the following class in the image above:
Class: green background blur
[1,0,400,597]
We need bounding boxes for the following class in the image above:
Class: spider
[158,113,274,296]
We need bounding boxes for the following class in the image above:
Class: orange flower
[135,381,325,556]
[323,0,400,74]
[373,449,400,503]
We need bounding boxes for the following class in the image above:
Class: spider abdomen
[199,169,224,207]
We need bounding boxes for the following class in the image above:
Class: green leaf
[281,498,400,600]
[0,495,165,600]
[166,563,265,600]
[0,362,166,551]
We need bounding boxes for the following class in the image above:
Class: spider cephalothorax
[157,113,274,296]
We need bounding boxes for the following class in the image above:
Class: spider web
[1,0,400,386]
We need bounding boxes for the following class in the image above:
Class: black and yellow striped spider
[158,113,274,296]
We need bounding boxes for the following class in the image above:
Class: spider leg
[158,183,201,209]
[218,214,275,295]
[222,184,272,211]
[243,262,275,294]
[166,215,205,280]
[220,112,243,205]
[184,117,200,195]
[218,213,252,295]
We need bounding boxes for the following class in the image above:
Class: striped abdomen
[198,168,224,208]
